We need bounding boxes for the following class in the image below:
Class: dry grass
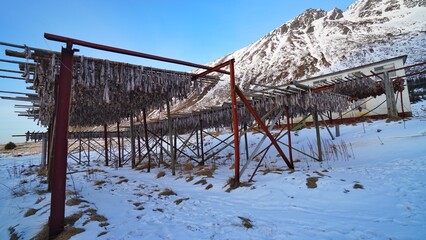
[353,183,364,189]
[94,180,106,186]
[66,190,79,197]
[185,176,194,182]
[35,196,46,204]
[98,231,108,237]
[65,212,84,226]
[306,177,319,189]
[174,197,190,205]
[37,167,48,176]
[24,208,38,217]
[238,216,253,229]
[158,188,177,197]
[35,189,49,195]
[116,178,129,184]
[82,208,108,226]
[205,184,213,190]
[56,227,85,240]
[32,213,87,240]
[87,168,106,174]
[195,165,217,178]
[8,225,20,240]
[225,178,236,192]
[194,179,207,185]
[135,161,157,171]
[31,223,49,240]
[65,198,89,206]
[183,162,194,171]
[156,171,166,178]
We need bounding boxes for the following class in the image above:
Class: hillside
[185,0,426,111]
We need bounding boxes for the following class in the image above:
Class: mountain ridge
[184,0,426,111]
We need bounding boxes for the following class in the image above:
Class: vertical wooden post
[143,108,151,172]
[243,123,249,162]
[104,124,109,166]
[49,42,74,238]
[41,134,47,167]
[199,116,205,165]
[87,132,91,166]
[117,122,121,167]
[285,106,293,166]
[229,59,240,185]
[400,90,405,118]
[313,108,323,161]
[167,101,175,175]
[383,71,398,119]
[130,114,136,168]
[159,128,163,167]
[195,123,200,158]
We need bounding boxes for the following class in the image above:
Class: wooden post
[48,42,74,238]
[383,71,398,119]
[167,101,175,175]
[229,60,241,185]
[285,106,293,166]
[143,109,152,172]
[130,114,136,168]
[313,108,323,161]
[41,134,47,167]
[104,124,109,166]
[199,116,205,165]
[117,122,121,167]
[243,123,249,162]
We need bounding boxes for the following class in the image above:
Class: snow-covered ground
[1,101,425,239]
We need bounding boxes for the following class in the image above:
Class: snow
[185,0,426,112]
[1,101,426,239]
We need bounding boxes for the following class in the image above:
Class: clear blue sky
[0,0,355,144]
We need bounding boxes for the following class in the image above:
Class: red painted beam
[229,60,241,184]
[234,86,294,169]
[49,43,75,238]
[44,33,229,74]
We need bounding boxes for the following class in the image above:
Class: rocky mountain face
[186,0,426,111]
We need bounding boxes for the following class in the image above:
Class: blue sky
[0,0,355,143]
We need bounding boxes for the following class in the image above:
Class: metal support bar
[229,60,241,185]
[44,33,229,74]
[49,43,74,238]
[235,86,293,169]
[239,109,283,177]
[319,113,335,140]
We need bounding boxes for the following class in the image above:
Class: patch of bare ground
[174,197,190,205]
[158,188,177,197]
[306,177,319,189]
[195,165,217,178]
[238,216,253,229]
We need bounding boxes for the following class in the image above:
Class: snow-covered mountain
[187,0,426,110]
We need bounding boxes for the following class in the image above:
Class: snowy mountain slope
[186,0,426,111]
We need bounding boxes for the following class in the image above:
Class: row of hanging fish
[31,53,217,127]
